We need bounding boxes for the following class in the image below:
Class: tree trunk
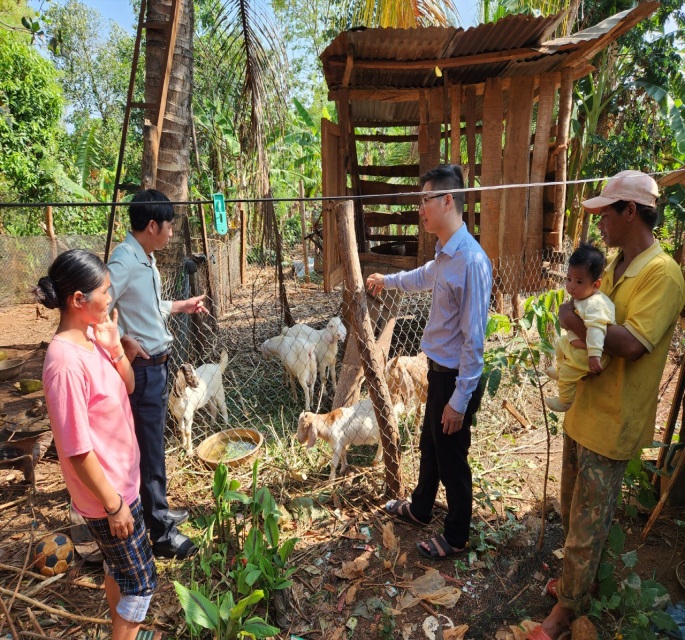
[335,200,403,498]
[143,0,194,267]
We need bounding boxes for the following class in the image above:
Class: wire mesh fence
[0,225,569,495]
[157,245,570,495]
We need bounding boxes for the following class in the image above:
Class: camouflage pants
[558,433,627,612]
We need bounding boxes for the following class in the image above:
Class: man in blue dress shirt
[108,190,207,560]
[367,164,492,558]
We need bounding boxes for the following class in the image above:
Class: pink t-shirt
[43,332,140,518]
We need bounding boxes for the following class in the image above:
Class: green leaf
[230,590,265,621]
[607,523,626,554]
[279,536,297,563]
[650,609,679,632]
[218,590,236,621]
[241,617,281,638]
[486,368,502,397]
[621,550,638,568]
[174,581,220,630]
[213,464,228,500]
[293,97,315,131]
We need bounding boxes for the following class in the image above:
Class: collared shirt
[107,232,173,356]
[383,224,492,414]
[565,240,685,460]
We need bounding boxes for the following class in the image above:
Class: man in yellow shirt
[529,171,685,640]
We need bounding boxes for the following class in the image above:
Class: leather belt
[427,358,459,374]
[132,352,169,367]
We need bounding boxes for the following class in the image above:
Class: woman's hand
[107,500,134,540]
[93,308,124,357]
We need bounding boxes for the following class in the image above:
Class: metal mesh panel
[158,245,569,495]
[0,235,106,306]
[0,227,569,494]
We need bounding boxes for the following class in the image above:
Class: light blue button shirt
[107,232,174,356]
[383,224,492,414]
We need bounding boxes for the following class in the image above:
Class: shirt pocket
[434,281,453,320]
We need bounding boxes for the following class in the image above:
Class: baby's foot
[545,396,571,412]
[545,366,559,380]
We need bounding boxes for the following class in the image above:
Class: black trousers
[128,362,176,545]
[411,369,485,548]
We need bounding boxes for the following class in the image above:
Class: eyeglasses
[419,194,444,207]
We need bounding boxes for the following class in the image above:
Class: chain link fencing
[157,244,570,495]
[0,225,570,495]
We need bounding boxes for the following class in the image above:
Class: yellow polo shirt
[564,240,685,460]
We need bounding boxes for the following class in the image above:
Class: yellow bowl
[196,428,264,471]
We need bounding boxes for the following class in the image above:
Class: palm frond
[74,120,101,188]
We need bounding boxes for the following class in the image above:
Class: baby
[545,243,615,412]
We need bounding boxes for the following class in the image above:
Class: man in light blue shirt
[108,189,206,560]
[367,164,492,559]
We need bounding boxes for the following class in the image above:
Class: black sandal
[416,534,467,559]
[384,499,430,527]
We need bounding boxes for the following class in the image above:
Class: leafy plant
[590,523,678,640]
[180,460,298,638]
[229,461,298,601]
[174,583,279,639]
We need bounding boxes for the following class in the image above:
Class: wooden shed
[319,3,657,295]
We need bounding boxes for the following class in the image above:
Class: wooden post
[554,70,573,249]
[240,206,246,286]
[335,200,403,498]
[299,180,310,283]
[45,206,57,261]
[654,356,685,483]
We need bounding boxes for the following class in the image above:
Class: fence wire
[0,229,569,495]
[155,245,569,495]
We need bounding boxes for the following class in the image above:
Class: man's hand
[588,355,603,373]
[558,301,577,330]
[121,334,148,362]
[441,404,465,435]
[173,295,208,315]
[366,273,385,296]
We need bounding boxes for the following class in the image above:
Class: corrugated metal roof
[320,4,656,124]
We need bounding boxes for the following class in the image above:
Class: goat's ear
[174,370,187,396]
[307,423,317,449]
[180,364,200,388]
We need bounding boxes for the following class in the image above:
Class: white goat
[169,350,229,454]
[296,398,384,480]
[261,335,317,411]
[385,353,428,430]
[281,317,347,396]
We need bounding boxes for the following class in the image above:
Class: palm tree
[143,0,458,301]
[144,0,194,266]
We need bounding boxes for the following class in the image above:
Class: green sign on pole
[212,193,228,235]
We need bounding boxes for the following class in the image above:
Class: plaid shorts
[85,496,157,621]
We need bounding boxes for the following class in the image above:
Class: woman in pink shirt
[36,249,156,640]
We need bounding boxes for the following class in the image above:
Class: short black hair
[568,242,606,282]
[129,189,175,231]
[611,200,659,230]
[419,164,465,213]
[34,249,107,310]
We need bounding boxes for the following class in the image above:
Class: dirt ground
[1,303,684,639]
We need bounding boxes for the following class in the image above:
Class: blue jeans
[128,362,176,545]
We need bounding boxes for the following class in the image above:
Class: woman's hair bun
[34,276,60,309]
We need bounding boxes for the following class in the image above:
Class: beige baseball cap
[582,170,659,213]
